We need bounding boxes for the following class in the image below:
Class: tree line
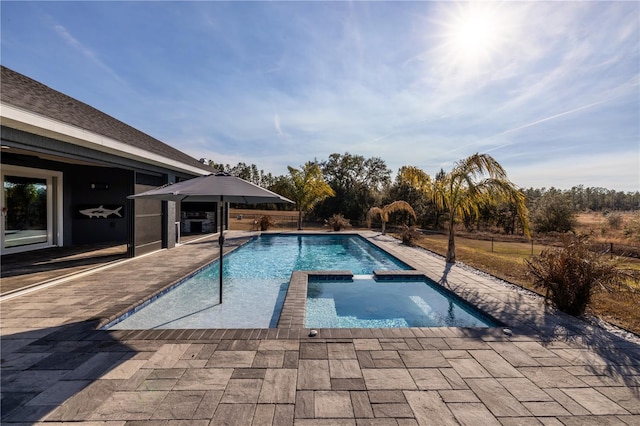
[201,153,640,238]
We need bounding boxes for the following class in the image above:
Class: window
[1,165,63,254]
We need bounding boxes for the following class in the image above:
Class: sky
[1,1,639,192]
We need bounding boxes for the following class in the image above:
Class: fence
[589,242,640,259]
[410,229,640,261]
[228,211,640,260]
[229,212,329,232]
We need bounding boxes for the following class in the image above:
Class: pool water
[108,234,410,329]
[306,278,496,328]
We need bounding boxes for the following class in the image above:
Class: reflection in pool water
[306,277,496,328]
[107,234,411,329]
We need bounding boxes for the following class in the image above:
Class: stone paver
[404,390,458,425]
[466,378,532,417]
[315,390,354,418]
[559,388,630,415]
[409,368,452,390]
[362,368,418,390]
[330,359,363,379]
[259,369,297,403]
[1,231,639,425]
[220,378,263,403]
[448,402,501,426]
[497,377,554,402]
[298,359,331,389]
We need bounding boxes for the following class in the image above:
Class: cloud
[274,113,288,137]
[508,150,640,192]
[8,1,633,191]
[478,99,611,152]
[51,22,125,85]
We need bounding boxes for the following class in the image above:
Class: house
[1,65,216,257]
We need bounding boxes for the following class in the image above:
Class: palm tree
[288,162,335,230]
[400,153,530,263]
[366,200,417,234]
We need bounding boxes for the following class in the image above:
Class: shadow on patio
[1,319,138,423]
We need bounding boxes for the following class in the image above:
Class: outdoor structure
[129,172,293,303]
[0,65,215,257]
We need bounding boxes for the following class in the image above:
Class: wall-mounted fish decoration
[78,205,123,219]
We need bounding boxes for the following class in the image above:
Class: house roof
[1,65,214,174]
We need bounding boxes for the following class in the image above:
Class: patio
[1,231,638,424]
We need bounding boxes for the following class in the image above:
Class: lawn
[229,208,300,231]
[229,208,329,231]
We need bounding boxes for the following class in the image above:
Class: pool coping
[97,235,256,329]
[100,233,443,331]
[278,270,503,330]
[100,231,509,334]
[92,231,638,346]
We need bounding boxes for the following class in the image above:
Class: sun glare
[440,3,511,73]
[452,13,497,56]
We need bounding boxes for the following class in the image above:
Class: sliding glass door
[1,165,62,254]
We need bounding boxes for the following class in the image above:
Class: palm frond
[366,207,384,227]
[382,200,417,221]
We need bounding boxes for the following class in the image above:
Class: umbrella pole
[218,197,225,304]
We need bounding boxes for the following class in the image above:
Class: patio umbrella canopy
[129,171,293,204]
[128,172,293,304]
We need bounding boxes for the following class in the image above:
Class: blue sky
[2,1,639,191]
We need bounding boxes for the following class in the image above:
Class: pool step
[373,270,427,281]
[306,271,354,281]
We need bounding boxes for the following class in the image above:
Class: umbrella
[128,172,293,303]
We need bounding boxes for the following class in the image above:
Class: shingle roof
[1,65,213,173]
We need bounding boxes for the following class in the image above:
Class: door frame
[1,164,63,254]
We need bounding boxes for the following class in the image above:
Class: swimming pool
[107,234,411,329]
[306,277,496,328]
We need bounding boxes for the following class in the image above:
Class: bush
[526,235,631,316]
[327,214,352,231]
[623,213,640,242]
[606,212,623,229]
[399,225,422,247]
[258,215,277,231]
[531,191,577,233]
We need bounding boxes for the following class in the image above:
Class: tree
[366,201,417,234]
[316,153,392,222]
[392,166,440,229]
[205,160,275,187]
[400,153,530,263]
[531,189,577,233]
[287,162,335,230]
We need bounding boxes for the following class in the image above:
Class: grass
[230,208,300,231]
[411,233,640,336]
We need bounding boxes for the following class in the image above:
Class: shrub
[606,212,623,229]
[623,213,640,242]
[399,225,421,247]
[525,235,632,316]
[258,215,277,231]
[327,214,352,231]
[531,191,577,233]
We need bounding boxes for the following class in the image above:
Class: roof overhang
[0,102,209,176]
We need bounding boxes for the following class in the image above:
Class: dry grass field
[575,211,639,245]
[229,208,327,231]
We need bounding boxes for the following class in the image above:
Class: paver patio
[1,231,639,425]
